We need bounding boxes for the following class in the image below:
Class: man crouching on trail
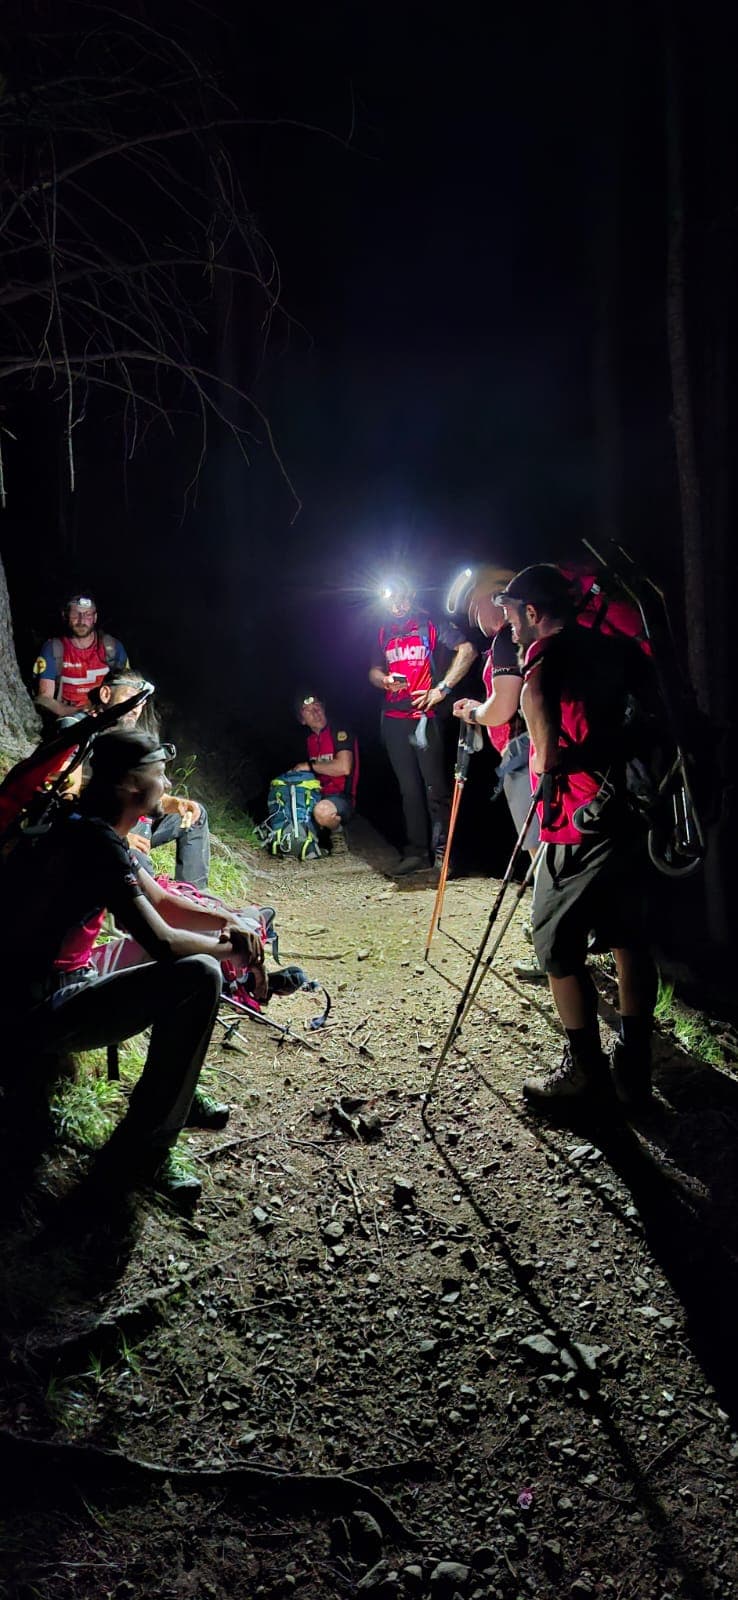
[0,730,265,1210]
[497,566,657,1113]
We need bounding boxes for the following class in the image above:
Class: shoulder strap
[50,637,63,697]
[102,632,117,666]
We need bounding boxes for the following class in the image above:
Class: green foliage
[50,1036,146,1150]
[655,977,725,1066]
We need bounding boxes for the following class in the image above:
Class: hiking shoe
[186,1089,230,1130]
[151,1149,202,1212]
[523,1042,610,1108]
[610,1040,653,1111]
[331,828,349,857]
[513,952,548,984]
[393,854,425,877]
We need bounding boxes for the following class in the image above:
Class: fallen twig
[0,1431,425,1545]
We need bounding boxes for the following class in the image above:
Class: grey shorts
[532,830,647,977]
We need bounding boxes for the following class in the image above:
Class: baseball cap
[88,730,175,783]
[495,564,575,614]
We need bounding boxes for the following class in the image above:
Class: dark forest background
[1,0,736,951]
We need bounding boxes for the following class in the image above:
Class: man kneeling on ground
[95,668,211,888]
[0,730,265,1210]
[295,693,357,856]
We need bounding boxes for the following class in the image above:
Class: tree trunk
[0,549,40,763]
[665,29,709,713]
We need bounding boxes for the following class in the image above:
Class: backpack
[256,772,323,860]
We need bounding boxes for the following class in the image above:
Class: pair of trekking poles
[423,717,543,1096]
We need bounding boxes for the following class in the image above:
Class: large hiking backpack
[256,772,323,860]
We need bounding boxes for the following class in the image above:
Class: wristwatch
[436,679,450,697]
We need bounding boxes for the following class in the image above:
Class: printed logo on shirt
[34,657,47,676]
[336,730,348,741]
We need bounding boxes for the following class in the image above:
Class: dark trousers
[149,804,210,888]
[381,714,451,858]
[15,956,222,1159]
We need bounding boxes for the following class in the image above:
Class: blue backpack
[257,772,323,860]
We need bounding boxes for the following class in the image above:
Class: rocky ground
[2,820,738,1600]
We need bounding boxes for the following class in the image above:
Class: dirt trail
[2,825,738,1600]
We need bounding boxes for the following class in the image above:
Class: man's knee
[313,799,339,830]
[170,953,222,1001]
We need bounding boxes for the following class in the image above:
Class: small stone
[251,1206,273,1231]
[519,1333,559,1361]
[393,1177,416,1209]
[430,1562,471,1597]
[418,1338,440,1359]
[357,948,371,960]
[322,1219,345,1242]
[349,1509,384,1564]
[400,1565,424,1594]
[236,1430,258,1451]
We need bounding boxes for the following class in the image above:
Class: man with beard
[369,575,476,875]
[34,592,128,719]
[497,565,657,1111]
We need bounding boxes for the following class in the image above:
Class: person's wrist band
[436,679,450,696]
[471,705,480,724]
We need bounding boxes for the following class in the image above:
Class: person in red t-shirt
[34,592,128,719]
[497,564,657,1113]
[369,576,476,876]
[295,694,357,855]
[449,565,544,982]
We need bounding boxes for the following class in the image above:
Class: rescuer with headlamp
[448,564,543,979]
[369,574,476,876]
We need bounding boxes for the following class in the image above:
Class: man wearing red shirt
[34,592,128,718]
[296,694,357,854]
[497,565,657,1112]
[369,577,476,876]
[450,565,543,981]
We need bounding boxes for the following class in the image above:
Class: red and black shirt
[481,622,525,755]
[373,611,466,720]
[306,723,358,803]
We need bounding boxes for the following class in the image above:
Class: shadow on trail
[0,1053,143,1440]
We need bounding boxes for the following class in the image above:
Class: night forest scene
[1,4,738,1599]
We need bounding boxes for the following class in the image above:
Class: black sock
[620,1015,652,1055]
[565,1024,601,1061]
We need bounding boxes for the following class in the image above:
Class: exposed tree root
[0,1430,426,1545]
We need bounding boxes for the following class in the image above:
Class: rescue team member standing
[34,593,128,718]
[497,566,657,1111]
[449,565,543,982]
[296,694,357,854]
[369,577,476,875]
[0,730,265,1211]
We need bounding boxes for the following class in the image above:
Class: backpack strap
[102,632,118,667]
[50,637,63,697]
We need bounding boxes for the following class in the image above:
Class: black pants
[381,714,451,858]
[8,956,222,1162]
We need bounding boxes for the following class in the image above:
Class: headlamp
[445,568,475,616]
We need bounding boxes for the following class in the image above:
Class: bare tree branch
[0,0,347,515]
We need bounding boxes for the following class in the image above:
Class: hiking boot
[185,1089,230,1130]
[513,952,548,984]
[610,1040,653,1111]
[331,828,349,857]
[393,854,425,877]
[151,1149,202,1212]
[523,1041,610,1109]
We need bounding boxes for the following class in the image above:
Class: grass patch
[654,977,725,1067]
[50,1036,146,1150]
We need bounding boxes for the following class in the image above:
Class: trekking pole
[424,720,483,959]
[424,778,543,1101]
